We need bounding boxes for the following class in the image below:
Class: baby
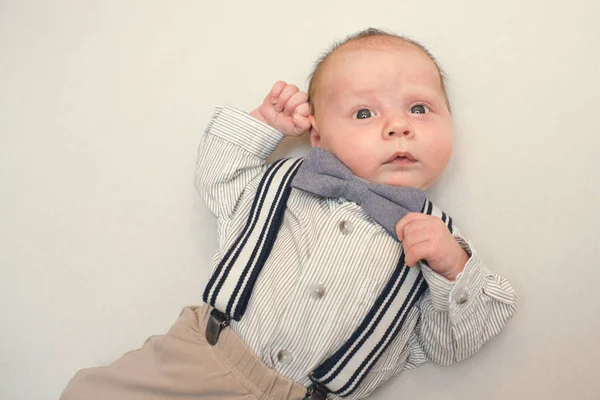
[60,28,517,400]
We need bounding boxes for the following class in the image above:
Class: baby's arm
[195,82,310,228]
[404,229,517,368]
[390,212,517,366]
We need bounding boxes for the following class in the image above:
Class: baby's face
[309,42,453,189]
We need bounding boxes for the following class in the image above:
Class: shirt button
[338,220,353,235]
[309,283,326,299]
[276,349,293,366]
[455,288,468,305]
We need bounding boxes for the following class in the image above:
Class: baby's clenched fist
[395,213,469,281]
[250,81,311,137]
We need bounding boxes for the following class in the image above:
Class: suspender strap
[203,158,303,321]
[311,199,454,397]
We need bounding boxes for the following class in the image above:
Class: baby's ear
[308,115,321,148]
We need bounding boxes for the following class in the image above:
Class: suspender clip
[206,309,230,346]
[303,375,328,400]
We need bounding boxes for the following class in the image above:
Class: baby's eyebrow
[327,92,374,107]
[402,87,446,102]
[349,87,380,96]
[329,89,376,102]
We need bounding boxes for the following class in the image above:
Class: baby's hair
[307,27,451,115]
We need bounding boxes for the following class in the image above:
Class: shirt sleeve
[195,105,284,227]
[403,232,518,368]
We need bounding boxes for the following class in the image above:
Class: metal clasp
[205,309,230,346]
[303,375,328,400]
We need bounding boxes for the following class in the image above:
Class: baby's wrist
[249,108,269,126]
[444,249,468,281]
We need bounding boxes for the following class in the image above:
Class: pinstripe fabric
[195,106,518,399]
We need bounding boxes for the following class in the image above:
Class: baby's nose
[383,115,413,138]
[387,128,412,136]
[385,121,413,138]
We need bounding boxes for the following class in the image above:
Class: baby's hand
[250,81,311,137]
[395,213,469,281]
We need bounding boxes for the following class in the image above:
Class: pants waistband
[196,304,308,400]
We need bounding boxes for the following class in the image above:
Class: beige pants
[60,305,308,400]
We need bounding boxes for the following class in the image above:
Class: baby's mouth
[385,152,417,164]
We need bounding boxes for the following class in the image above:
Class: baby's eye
[410,104,430,114]
[353,109,374,119]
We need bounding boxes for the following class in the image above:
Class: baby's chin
[363,173,428,190]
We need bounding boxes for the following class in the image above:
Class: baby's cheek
[337,148,371,177]
[430,134,453,168]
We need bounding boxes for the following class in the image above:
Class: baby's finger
[268,81,288,105]
[403,220,431,238]
[274,84,299,112]
[292,114,311,135]
[401,229,430,252]
[396,212,429,240]
[405,242,430,267]
[265,81,287,105]
[283,91,308,116]
[294,102,311,118]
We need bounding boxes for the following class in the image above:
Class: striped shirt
[195,106,517,399]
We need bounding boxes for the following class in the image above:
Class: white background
[1,1,599,399]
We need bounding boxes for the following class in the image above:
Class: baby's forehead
[327,39,436,74]
[320,42,441,91]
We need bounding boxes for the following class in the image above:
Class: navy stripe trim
[341,278,429,397]
[314,254,411,383]
[426,200,433,215]
[420,199,428,213]
[202,158,287,308]
[208,158,286,307]
[231,159,302,319]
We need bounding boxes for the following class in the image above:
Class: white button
[309,283,326,299]
[455,288,468,305]
[338,220,353,235]
[276,349,293,365]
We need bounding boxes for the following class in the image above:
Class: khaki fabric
[60,305,308,400]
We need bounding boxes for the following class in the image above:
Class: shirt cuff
[205,105,284,159]
[420,234,486,321]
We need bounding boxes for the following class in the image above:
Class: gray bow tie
[290,147,427,239]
